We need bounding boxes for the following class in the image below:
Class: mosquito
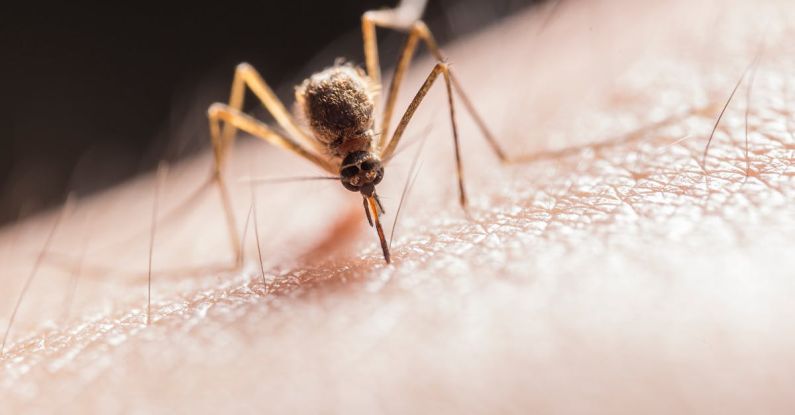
[206,0,509,264]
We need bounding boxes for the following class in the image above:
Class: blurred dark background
[0,0,541,224]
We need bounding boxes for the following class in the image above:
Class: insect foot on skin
[206,1,509,265]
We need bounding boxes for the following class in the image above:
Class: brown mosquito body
[206,0,508,265]
[296,65,386,198]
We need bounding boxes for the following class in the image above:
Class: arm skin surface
[1,0,795,413]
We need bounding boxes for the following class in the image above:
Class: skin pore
[1,0,795,412]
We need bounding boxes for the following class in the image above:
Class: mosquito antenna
[389,133,430,250]
[2,193,76,355]
[241,176,340,185]
[147,162,168,326]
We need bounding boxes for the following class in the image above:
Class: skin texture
[2,0,795,412]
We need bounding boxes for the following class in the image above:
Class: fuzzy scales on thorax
[295,64,379,159]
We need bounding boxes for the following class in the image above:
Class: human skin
[1,0,795,413]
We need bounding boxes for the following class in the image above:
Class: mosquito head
[340,151,384,196]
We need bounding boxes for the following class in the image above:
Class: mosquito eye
[341,166,359,177]
[360,161,374,171]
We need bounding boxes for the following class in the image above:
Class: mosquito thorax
[295,64,377,158]
[340,151,384,196]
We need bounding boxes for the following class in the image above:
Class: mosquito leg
[447,73,510,163]
[362,5,431,150]
[381,63,468,208]
[208,104,336,174]
[209,59,338,265]
[361,11,382,87]
[208,103,336,265]
[415,31,509,163]
[362,1,430,87]
[217,174,243,266]
[377,23,425,151]
[216,62,323,171]
[364,12,509,162]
